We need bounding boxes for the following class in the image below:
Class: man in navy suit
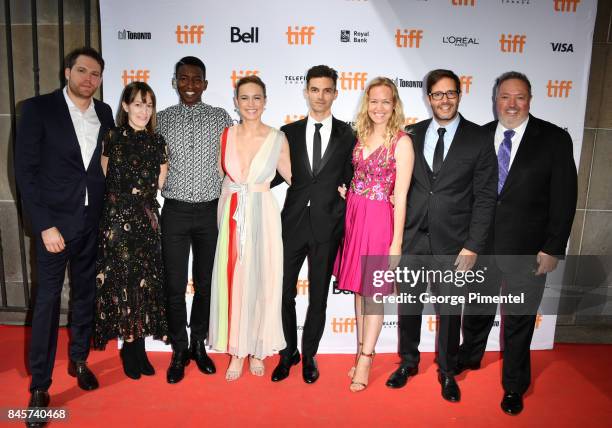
[15,47,114,423]
[458,71,577,415]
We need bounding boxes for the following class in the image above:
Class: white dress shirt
[305,114,333,169]
[494,116,529,170]
[63,86,100,205]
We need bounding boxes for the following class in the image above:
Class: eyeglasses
[428,90,460,100]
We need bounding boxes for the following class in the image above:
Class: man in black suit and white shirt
[271,65,355,384]
[458,71,577,415]
[385,69,498,402]
[15,47,114,426]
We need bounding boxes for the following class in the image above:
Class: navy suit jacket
[15,89,114,241]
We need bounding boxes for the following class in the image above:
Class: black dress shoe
[190,340,216,374]
[302,356,319,384]
[68,360,99,391]
[25,389,50,427]
[385,365,418,389]
[134,338,155,376]
[166,349,190,384]
[271,350,300,382]
[120,341,141,380]
[455,360,481,376]
[501,392,523,415]
[438,373,461,402]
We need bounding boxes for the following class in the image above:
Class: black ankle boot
[135,338,155,376]
[120,340,141,380]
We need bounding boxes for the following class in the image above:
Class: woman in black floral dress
[94,82,168,380]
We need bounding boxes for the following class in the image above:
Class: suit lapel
[500,115,538,197]
[316,117,340,175]
[90,99,107,172]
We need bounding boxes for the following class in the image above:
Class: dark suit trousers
[397,231,464,375]
[460,257,546,394]
[280,208,339,358]
[29,212,97,392]
[161,199,218,351]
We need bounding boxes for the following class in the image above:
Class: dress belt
[226,182,270,262]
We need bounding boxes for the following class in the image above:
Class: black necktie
[313,123,323,173]
[433,127,446,174]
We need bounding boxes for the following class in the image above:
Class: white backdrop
[101,0,596,353]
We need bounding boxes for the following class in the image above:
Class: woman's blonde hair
[354,77,405,153]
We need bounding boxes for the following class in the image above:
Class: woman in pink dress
[335,77,414,392]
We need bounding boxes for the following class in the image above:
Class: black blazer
[403,115,498,255]
[484,114,577,256]
[275,117,355,243]
[15,89,115,241]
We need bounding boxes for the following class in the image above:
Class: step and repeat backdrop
[100,0,596,353]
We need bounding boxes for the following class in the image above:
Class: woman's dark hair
[117,82,157,132]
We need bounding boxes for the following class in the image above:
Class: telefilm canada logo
[340,29,370,43]
[284,74,306,85]
[117,29,152,40]
[442,35,479,47]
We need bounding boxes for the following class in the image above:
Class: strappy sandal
[348,342,363,378]
[350,350,375,392]
[249,356,265,377]
[225,356,244,381]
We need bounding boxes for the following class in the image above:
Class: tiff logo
[338,71,368,90]
[231,27,259,43]
[296,279,308,295]
[451,0,475,5]
[460,75,473,93]
[499,34,526,53]
[286,26,315,45]
[395,29,423,48]
[176,25,204,44]
[331,317,357,333]
[122,69,150,85]
[554,0,580,12]
[284,114,306,124]
[230,69,259,87]
[547,80,573,97]
[404,117,419,126]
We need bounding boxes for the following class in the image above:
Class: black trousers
[460,256,546,395]
[29,214,97,392]
[161,198,218,351]
[280,208,340,358]
[397,231,464,375]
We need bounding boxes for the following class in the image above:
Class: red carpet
[0,326,610,427]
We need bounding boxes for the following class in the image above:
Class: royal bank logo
[230,69,259,87]
[392,78,423,89]
[551,42,574,52]
[554,0,580,12]
[547,80,573,97]
[176,24,204,44]
[340,29,370,43]
[117,29,152,40]
[121,69,150,85]
[230,26,259,43]
[284,74,306,85]
[499,34,526,53]
[442,35,479,47]
[286,26,316,45]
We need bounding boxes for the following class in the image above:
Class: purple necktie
[497,129,515,194]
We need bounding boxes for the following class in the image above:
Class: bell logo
[176,25,204,44]
[554,0,580,12]
[395,29,423,48]
[230,69,259,88]
[404,117,419,126]
[296,279,309,295]
[338,71,368,90]
[499,34,526,53]
[546,80,573,97]
[284,114,306,124]
[286,26,315,45]
[122,69,150,85]
[331,317,357,333]
[460,75,473,94]
[451,0,475,5]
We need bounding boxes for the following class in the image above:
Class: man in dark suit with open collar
[385,69,498,402]
[271,65,354,384]
[15,47,114,424]
[458,71,577,415]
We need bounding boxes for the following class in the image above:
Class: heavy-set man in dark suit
[271,65,355,384]
[14,47,114,424]
[458,72,577,415]
[385,69,498,402]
